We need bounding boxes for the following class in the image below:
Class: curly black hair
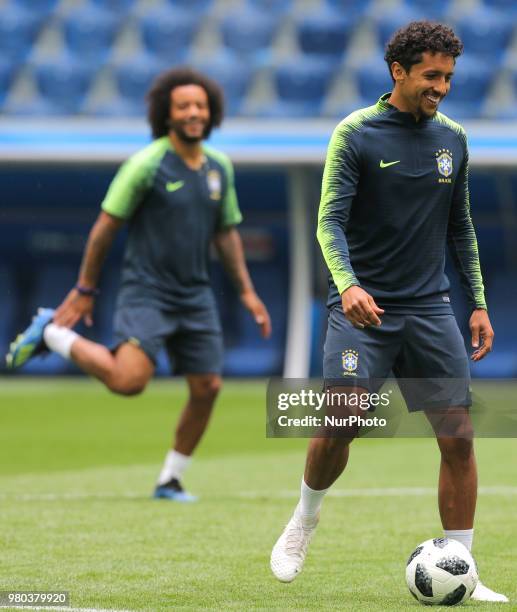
[384,21,463,81]
[146,67,225,139]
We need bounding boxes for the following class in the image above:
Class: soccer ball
[406,538,478,606]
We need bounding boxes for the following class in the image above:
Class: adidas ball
[406,537,478,606]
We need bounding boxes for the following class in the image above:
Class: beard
[168,119,208,143]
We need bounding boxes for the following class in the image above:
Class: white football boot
[270,505,319,582]
[471,581,509,603]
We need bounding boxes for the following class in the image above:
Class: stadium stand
[0,0,516,120]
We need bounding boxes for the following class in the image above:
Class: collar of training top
[377,92,433,126]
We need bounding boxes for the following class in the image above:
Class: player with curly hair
[7,67,271,502]
[270,22,506,602]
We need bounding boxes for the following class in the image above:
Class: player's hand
[240,290,272,338]
[470,308,494,361]
[54,288,95,329]
[341,285,384,328]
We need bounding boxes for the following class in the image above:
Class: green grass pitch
[0,378,515,611]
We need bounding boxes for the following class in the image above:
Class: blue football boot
[5,308,55,370]
[153,478,198,502]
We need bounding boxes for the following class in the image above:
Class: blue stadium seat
[220,9,278,67]
[355,55,393,105]
[139,7,199,64]
[296,9,355,62]
[112,53,167,112]
[63,5,120,65]
[12,0,58,16]
[32,57,96,115]
[195,54,253,116]
[482,0,517,14]
[165,0,213,12]
[90,0,136,11]
[439,54,493,119]
[403,0,452,19]
[271,57,335,117]
[325,0,371,17]
[0,60,17,107]
[374,7,425,50]
[455,7,514,62]
[0,4,44,62]
[246,0,292,14]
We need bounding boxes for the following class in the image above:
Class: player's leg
[400,314,508,602]
[6,304,161,395]
[70,339,154,396]
[154,319,223,502]
[270,308,402,583]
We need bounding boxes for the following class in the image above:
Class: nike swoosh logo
[379,160,401,168]
[166,180,185,192]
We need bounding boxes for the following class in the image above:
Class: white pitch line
[1,486,517,502]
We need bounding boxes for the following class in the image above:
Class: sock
[43,324,79,360]
[298,478,328,521]
[444,528,474,552]
[157,450,192,486]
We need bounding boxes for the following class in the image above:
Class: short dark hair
[384,21,463,81]
[146,67,225,139]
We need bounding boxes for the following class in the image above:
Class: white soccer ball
[405,537,479,606]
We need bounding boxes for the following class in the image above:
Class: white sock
[43,324,79,360]
[157,450,192,486]
[444,528,474,552]
[298,478,328,521]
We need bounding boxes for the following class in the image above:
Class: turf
[0,378,515,611]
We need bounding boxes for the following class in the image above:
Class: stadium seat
[194,54,253,116]
[482,0,517,14]
[455,7,514,62]
[32,57,96,115]
[90,0,136,11]
[296,9,355,62]
[271,57,335,117]
[403,0,452,19]
[0,60,17,107]
[0,4,44,62]
[325,0,371,16]
[374,7,425,50]
[112,53,168,112]
[139,7,199,64]
[439,54,493,119]
[355,55,393,105]
[246,0,292,15]
[220,9,278,67]
[165,0,213,13]
[12,0,58,16]
[62,5,120,65]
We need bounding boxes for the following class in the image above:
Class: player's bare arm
[470,308,494,362]
[341,285,384,328]
[213,227,272,338]
[54,211,124,328]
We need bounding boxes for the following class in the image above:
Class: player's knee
[106,373,148,397]
[190,376,222,403]
[439,437,474,464]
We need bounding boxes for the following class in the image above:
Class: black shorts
[112,302,223,375]
[323,307,471,411]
